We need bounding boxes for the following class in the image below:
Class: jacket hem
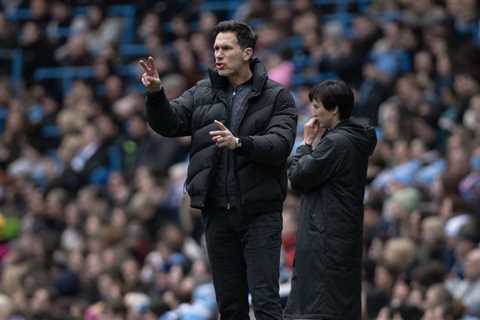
[192,196,283,214]
[240,200,283,213]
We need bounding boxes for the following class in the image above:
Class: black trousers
[204,207,283,320]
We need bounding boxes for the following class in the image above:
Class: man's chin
[217,70,230,76]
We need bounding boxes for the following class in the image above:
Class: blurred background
[0,0,480,319]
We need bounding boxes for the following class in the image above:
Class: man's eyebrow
[214,44,233,49]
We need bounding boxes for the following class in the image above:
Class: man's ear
[243,48,253,61]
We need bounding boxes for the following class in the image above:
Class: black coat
[284,119,377,320]
[145,59,297,213]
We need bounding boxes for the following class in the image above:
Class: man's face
[311,99,337,129]
[213,32,250,78]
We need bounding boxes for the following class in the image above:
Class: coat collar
[207,58,268,94]
[322,119,352,138]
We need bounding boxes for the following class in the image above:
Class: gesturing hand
[209,120,238,150]
[138,56,162,93]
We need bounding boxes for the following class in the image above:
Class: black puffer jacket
[145,59,297,213]
[284,119,377,320]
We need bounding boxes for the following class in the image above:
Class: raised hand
[138,56,162,93]
[304,117,321,146]
[209,120,238,149]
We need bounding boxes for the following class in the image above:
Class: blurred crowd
[1,0,480,319]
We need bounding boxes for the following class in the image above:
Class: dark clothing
[205,208,283,320]
[145,58,297,320]
[145,58,297,213]
[284,119,377,320]
[230,79,253,133]
[208,80,253,208]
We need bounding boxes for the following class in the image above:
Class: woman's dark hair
[309,80,354,120]
[212,20,257,50]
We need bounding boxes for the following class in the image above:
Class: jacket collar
[333,119,351,129]
[208,58,268,94]
[322,119,352,138]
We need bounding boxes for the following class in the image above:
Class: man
[284,80,377,320]
[446,247,480,317]
[139,21,297,320]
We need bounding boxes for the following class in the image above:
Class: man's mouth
[216,63,225,70]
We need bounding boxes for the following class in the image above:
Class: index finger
[138,60,150,73]
[209,130,227,136]
[308,117,319,125]
[147,56,156,70]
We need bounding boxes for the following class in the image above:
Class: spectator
[446,248,480,318]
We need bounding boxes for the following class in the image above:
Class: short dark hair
[212,20,257,50]
[309,80,354,120]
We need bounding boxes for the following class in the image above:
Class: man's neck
[228,65,253,88]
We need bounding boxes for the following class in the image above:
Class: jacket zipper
[225,89,236,211]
